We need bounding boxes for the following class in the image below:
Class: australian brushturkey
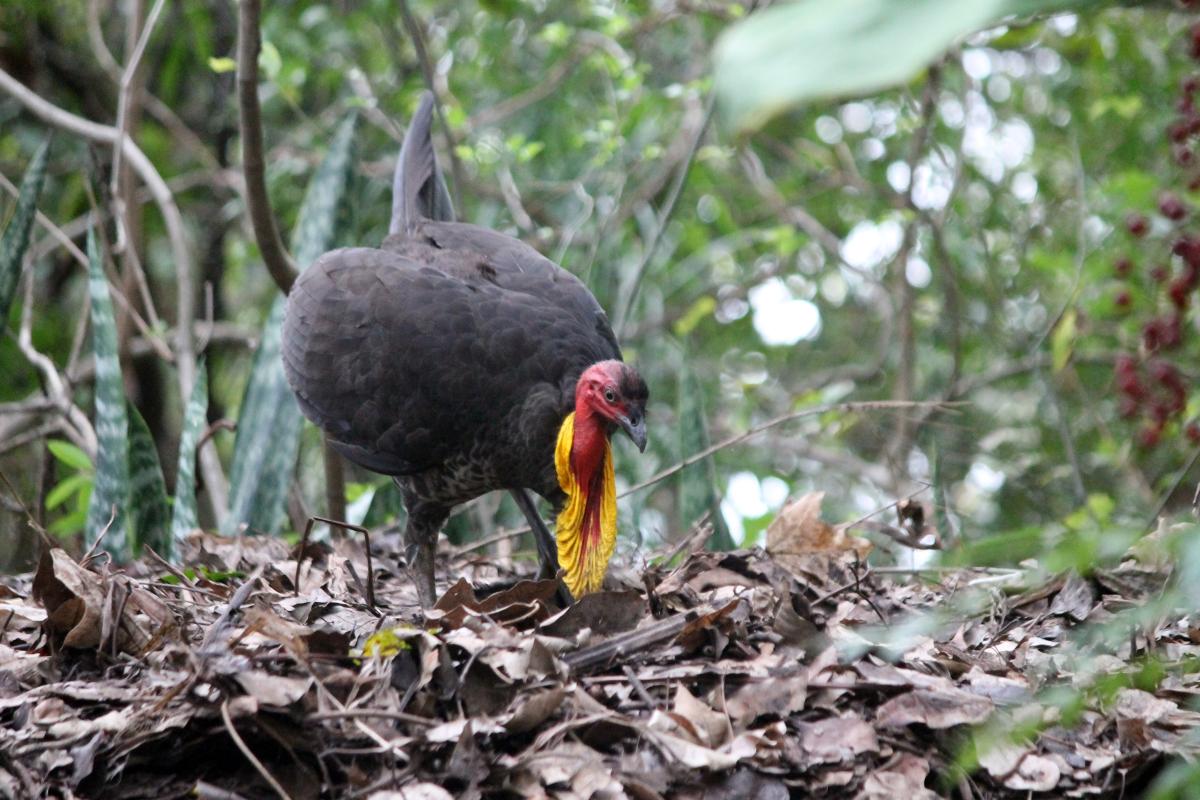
[282,93,648,607]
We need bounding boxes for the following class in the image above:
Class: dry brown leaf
[856,753,938,799]
[797,715,878,764]
[875,688,994,729]
[539,590,645,638]
[766,492,872,560]
[428,578,559,629]
[671,684,730,747]
[724,671,807,728]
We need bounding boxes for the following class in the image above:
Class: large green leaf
[713,0,1121,132]
[127,402,170,557]
[84,225,131,560]
[171,356,208,554]
[0,138,50,333]
[223,112,358,536]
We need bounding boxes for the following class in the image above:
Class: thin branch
[395,0,465,197]
[621,399,956,498]
[614,91,716,337]
[235,0,296,295]
[16,258,98,457]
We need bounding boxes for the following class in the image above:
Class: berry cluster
[1110,25,1200,449]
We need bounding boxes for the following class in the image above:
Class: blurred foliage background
[1,0,1198,577]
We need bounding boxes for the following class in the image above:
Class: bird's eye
[603,389,616,403]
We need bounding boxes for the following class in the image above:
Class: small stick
[220,700,294,800]
[295,516,376,613]
[308,709,434,727]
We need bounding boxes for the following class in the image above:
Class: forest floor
[0,495,1197,799]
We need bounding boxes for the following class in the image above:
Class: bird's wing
[282,244,619,476]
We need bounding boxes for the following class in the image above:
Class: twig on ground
[220,700,294,800]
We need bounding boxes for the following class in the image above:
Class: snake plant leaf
[171,356,208,554]
[224,112,359,536]
[677,359,734,551]
[127,401,170,557]
[713,0,1123,133]
[84,225,131,561]
[0,138,50,335]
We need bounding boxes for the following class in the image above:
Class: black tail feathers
[390,91,455,235]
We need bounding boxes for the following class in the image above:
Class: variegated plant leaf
[84,225,131,560]
[127,401,170,557]
[171,356,208,554]
[0,138,50,334]
[677,358,733,550]
[224,112,359,536]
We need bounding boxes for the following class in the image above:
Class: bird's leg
[510,489,574,607]
[401,496,449,609]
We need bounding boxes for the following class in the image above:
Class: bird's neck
[569,401,610,484]
[554,405,617,598]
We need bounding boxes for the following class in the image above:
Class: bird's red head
[573,360,649,452]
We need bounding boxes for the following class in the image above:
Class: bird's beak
[617,412,647,453]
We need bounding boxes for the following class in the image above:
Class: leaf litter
[2,494,1199,797]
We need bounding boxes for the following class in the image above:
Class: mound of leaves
[0,498,1198,799]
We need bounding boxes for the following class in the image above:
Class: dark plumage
[282,93,647,607]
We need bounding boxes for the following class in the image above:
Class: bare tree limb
[235,0,296,295]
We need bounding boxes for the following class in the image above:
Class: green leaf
[84,226,132,561]
[224,113,358,537]
[127,402,170,557]
[0,138,50,334]
[713,0,1118,132]
[171,356,208,552]
[47,439,92,472]
[1051,308,1077,373]
[259,40,282,81]
[46,473,89,511]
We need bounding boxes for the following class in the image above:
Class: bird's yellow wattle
[554,412,617,598]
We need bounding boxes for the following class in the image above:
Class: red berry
[1163,316,1184,349]
[1187,423,1200,444]
[1151,265,1171,284]
[1126,216,1149,239]
[1150,402,1172,424]
[1190,24,1200,60]
[1144,321,1162,351]
[1151,360,1175,383]
[1177,145,1195,166]
[1173,236,1200,267]
[1115,256,1134,276]
[1170,277,1192,310]
[1139,425,1162,449]
[1190,174,1200,192]
[1115,289,1132,310]
[1116,353,1137,375]
[1160,192,1189,221]
[1119,397,1140,419]
[1118,370,1145,398]
[1185,76,1200,95]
